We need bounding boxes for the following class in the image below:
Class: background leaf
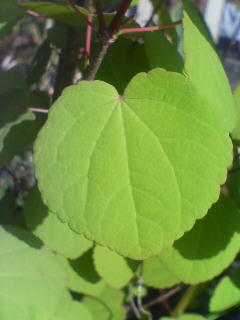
[96,38,149,93]
[159,196,240,284]
[0,70,46,168]
[0,0,26,40]
[209,268,240,313]
[93,245,139,289]
[144,32,183,73]
[24,186,93,259]
[0,225,71,320]
[161,315,206,320]
[183,0,214,46]
[60,251,106,296]
[183,11,236,132]
[231,86,240,140]
[143,255,180,289]
[21,2,88,28]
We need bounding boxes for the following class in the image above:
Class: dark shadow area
[24,186,48,231]
[173,196,240,260]
[2,224,43,249]
[69,248,101,283]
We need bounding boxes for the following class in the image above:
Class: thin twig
[28,107,49,113]
[159,289,176,318]
[120,20,182,34]
[83,39,110,80]
[83,0,134,80]
[27,10,44,18]
[128,283,141,319]
[143,286,183,310]
[137,277,153,320]
[68,0,95,29]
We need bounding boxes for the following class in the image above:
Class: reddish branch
[85,16,93,68]
[120,20,182,34]
[27,10,43,18]
[28,107,49,113]
[108,0,133,37]
[143,286,182,310]
[81,0,182,80]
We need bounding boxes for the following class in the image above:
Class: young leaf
[231,86,240,140]
[93,245,139,289]
[183,12,236,132]
[143,255,180,289]
[24,187,93,259]
[34,68,232,260]
[159,196,240,284]
[209,269,240,313]
[0,225,70,320]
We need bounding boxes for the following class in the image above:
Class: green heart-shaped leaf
[34,67,231,259]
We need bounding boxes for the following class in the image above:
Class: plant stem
[173,284,207,317]
[28,108,49,113]
[53,27,81,101]
[108,0,133,37]
[95,0,106,35]
[120,20,182,34]
[142,285,182,309]
[82,39,110,80]
[85,16,93,68]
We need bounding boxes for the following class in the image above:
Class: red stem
[85,16,93,68]
[28,107,49,113]
[120,20,182,34]
[27,10,43,18]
